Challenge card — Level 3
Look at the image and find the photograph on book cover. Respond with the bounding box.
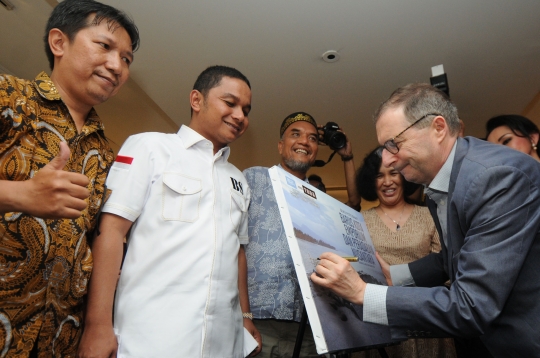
[269,166,397,354]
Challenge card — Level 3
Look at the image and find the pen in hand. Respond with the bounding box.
[317,256,358,262]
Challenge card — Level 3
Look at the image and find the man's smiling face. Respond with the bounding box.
[52,16,133,108]
[196,76,251,151]
[278,121,318,175]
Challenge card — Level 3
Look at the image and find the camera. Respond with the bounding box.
[320,122,346,151]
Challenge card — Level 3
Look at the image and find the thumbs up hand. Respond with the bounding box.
[22,141,90,219]
[45,140,72,171]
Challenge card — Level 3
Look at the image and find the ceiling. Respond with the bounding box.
[1,0,540,201]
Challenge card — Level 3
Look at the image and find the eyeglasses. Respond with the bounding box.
[383,113,440,154]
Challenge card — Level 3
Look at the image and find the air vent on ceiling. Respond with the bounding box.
[322,50,340,63]
[0,0,14,11]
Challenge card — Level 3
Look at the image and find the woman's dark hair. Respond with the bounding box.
[44,0,140,70]
[486,115,540,157]
[355,147,420,203]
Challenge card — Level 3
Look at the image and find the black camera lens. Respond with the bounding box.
[322,122,346,151]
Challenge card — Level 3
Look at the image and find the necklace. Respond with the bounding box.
[379,204,406,231]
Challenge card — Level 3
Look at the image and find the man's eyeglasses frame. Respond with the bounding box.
[383,113,440,154]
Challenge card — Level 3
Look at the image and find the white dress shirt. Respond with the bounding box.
[103,125,250,357]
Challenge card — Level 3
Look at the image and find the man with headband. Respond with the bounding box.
[243,112,358,357]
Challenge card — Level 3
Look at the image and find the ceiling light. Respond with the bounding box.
[322,50,340,63]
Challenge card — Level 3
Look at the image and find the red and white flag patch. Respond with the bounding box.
[112,155,133,170]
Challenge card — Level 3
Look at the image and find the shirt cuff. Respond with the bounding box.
[390,264,416,287]
[238,236,249,245]
[363,284,388,325]
[102,203,139,223]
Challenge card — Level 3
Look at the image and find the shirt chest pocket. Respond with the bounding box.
[230,189,247,232]
[162,173,202,222]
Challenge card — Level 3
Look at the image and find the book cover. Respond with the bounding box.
[268,166,397,354]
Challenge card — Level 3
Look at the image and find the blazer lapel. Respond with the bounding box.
[426,196,449,266]
[445,137,469,280]
[426,197,443,243]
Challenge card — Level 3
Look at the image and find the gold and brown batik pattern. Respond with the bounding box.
[0,72,114,357]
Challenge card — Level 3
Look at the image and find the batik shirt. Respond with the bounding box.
[0,72,113,357]
[243,166,303,321]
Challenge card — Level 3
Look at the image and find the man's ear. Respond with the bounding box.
[458,119,465,137]
[432,115,448,142]
[48,28,68,58]
[190,90,204,114]
[277,139,284,156]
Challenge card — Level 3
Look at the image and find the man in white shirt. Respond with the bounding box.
[78,65,262,357]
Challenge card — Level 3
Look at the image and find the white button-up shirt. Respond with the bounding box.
[103,125,250,357]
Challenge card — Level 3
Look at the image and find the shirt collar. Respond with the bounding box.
[33,71,62,101]
[178,125,231,161]
[427,140,458,193]
[32,71,106,134]
[277,163,309,183]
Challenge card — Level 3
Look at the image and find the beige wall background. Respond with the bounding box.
[2,0,539,208]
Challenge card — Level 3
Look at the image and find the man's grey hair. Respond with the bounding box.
[373,83,461,136]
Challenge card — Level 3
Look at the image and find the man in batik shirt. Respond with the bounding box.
[0,0,139,356]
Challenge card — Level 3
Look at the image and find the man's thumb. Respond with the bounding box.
[46,141,71,171]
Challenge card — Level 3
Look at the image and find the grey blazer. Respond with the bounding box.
[386,137,540,357]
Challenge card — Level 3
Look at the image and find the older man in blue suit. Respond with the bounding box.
[311,83,540,357]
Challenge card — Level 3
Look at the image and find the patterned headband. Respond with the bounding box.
[280,112,317,137]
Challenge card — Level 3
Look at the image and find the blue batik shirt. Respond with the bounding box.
[243,166,303,321]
